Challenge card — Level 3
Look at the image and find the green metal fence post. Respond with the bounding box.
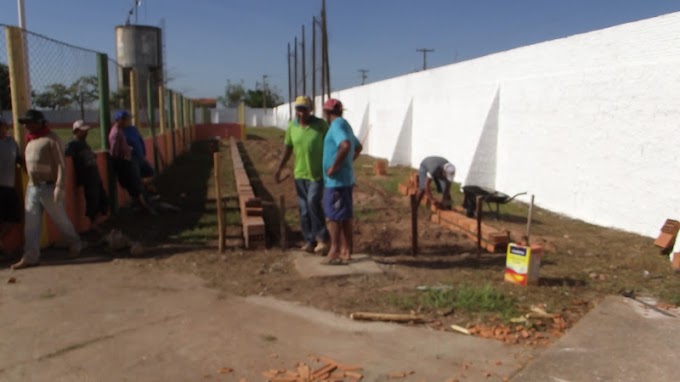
[178,94,185,152]
[168,89,176,161]
[147,78,159,174]
[96,53,117,213]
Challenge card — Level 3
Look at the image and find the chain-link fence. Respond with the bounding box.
[109,58,126,112]
[0,25,121,149]
[23,28,100,130]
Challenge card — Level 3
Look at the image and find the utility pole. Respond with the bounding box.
[294,36,298,98]
[312,17,317,109]
[416,48,435,71]
[262,74,268,111]
[322,0,331,98]
[287,43,293,119]
[358,69,369,85]
[17,0,26,28]
[17,0,31,102]
[319,16,326,104]
[301,25,306,95]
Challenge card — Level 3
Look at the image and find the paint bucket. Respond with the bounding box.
[504,243,542,286]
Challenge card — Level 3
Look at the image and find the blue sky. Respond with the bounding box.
[2,0,679,100]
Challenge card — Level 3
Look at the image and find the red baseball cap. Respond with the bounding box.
[322,98,343,112]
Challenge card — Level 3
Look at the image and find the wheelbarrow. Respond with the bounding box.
[462,185,527,219]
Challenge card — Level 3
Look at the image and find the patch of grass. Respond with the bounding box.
[374,176,403,196]
[354,208,377,221]
[53,127,153,152]
[386,284,518,321]
[384,293,419,311]
[247,126,284,141]
[661,291,680,307]
[451,284,518,320]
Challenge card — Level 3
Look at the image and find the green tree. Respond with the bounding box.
[70,76,98,119]
[33,83,72,110]
[244,88,283,109]
[0,63,10,111]
[110,87,130,110]
[218,81,246,108]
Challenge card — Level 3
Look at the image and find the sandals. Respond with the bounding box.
[323,258,346,266]
[11,259,39,270]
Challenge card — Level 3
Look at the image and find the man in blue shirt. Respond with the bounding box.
[121,114,155,179]
[322,99,362,265]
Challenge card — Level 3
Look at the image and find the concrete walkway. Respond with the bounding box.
[293,252,384,278]
[513,296,680,382]
[0,260,530,382]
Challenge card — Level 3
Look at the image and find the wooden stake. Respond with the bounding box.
[476,196,483,257]
[214,152,224,253]
[410,194,418,256]
[129,69,140,128]
[525,194,535,245]
[280,194,287,250]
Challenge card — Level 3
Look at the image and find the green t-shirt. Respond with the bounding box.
[284,116,329,181]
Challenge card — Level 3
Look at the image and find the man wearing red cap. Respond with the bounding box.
[321,99,362,264]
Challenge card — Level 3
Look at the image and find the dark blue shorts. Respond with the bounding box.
[323,186,353,221]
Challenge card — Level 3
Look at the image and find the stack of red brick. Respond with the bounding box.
[230,137,265,248]
[398,172,510,253]
[433,210,510,253]
[654,219,680,270]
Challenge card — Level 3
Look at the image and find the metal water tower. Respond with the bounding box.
[114,25,163,105]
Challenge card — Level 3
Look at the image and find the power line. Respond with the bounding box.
[416,48,435,71]
[358,69,369,85]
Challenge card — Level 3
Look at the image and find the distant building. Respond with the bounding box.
[115,25,163,107]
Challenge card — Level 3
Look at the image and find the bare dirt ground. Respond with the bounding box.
[0,261,533,382]
[7,129,677,351]
[93,127,676,349]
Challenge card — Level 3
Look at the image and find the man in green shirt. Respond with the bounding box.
[275,96,329,253]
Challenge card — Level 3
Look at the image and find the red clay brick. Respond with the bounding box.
[654,232,677,249]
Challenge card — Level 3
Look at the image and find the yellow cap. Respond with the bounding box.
[294,96,312,109]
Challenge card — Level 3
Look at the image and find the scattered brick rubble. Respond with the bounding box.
[262,356,363,382]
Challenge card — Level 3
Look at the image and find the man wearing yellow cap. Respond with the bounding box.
[275,96,329,253]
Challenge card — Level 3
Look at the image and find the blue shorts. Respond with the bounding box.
[323,186,353,221]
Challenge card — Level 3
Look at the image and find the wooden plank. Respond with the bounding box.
[214,152,224,253]
[350,312,425,323]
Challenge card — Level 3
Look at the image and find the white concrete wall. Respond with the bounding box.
[211,107,276,126]
[273,12,680,238]
[2,109,101,124]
